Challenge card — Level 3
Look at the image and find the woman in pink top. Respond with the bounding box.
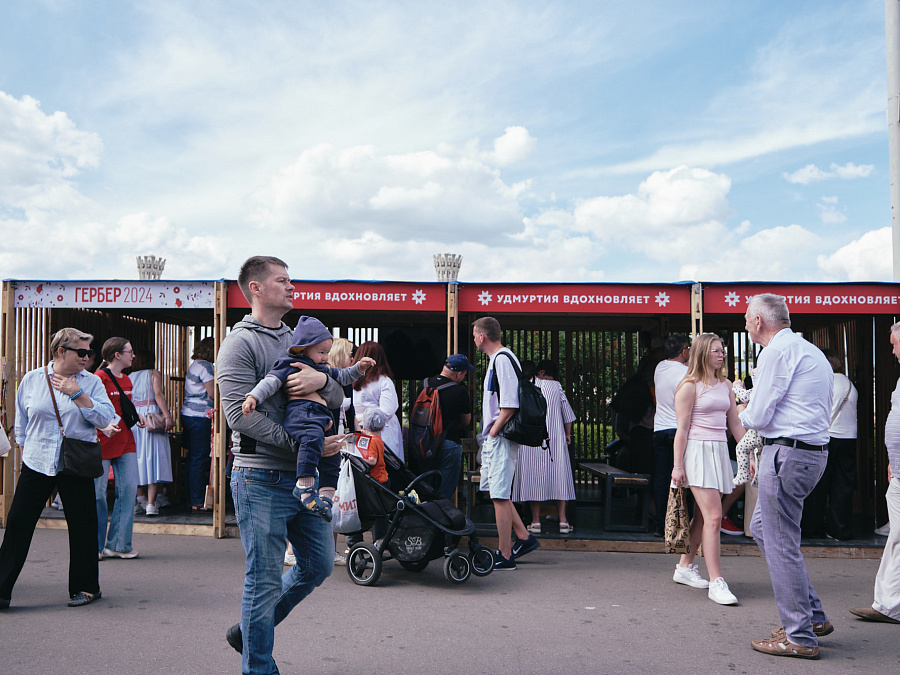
[671,333,745,605]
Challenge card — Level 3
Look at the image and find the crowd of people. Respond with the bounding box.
[1,259,898,669]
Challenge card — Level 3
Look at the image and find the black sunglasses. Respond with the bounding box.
[64,347,95,359]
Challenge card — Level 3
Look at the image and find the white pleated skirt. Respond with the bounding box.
[675,439,734,494]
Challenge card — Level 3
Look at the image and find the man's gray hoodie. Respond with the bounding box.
[216,314,341,472]
[217,314,297,471]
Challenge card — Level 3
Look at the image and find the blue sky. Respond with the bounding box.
[0,0,891,283]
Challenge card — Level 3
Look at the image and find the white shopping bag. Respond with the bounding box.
[332,458,361,534]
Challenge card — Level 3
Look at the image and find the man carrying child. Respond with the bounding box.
[242,315,374,520]
[218,256,345,675]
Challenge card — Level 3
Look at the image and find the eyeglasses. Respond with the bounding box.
[120,349,134,354]
[64,347,95,358]
[710,349,727,355]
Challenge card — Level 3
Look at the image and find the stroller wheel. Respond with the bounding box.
[470,546,495,576]
[443,552,471,584]
[398,558,429,573]
[347,543,382,586]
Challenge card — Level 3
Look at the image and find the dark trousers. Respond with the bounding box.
[182,415,212,507]
[283,399,333,479]
[0,463,100,601]
[652,429,676,529]
[802,437,857,540]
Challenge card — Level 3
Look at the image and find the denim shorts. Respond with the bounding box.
[479,435,518,500]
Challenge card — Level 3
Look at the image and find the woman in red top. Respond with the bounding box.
[95,337,144,559]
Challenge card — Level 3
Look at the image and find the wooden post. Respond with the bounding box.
[690,283,703,337]
[213,281,228,538]
[447,282,459,355]
[0,281,17,527]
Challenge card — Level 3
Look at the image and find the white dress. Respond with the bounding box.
[353,376,404,462]
[512,378,577,501]
[130,369,173,485]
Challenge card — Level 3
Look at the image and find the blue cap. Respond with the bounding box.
[445,354,475,372]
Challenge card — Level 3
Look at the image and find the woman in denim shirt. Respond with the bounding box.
[0,327,115,610]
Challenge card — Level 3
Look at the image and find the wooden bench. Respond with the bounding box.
[578,461,651,533]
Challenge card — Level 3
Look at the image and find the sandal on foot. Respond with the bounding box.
[293,482,333,522]
[559,523,574,534]
[527,523,541,534]
[67,590,101,607]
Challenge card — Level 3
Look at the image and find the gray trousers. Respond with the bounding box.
[750,443,828,647]
[873,477,900,619]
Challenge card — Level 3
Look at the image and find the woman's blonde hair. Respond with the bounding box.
[49,327,93,357]
[329,338,354,369]
[677,332,726,392]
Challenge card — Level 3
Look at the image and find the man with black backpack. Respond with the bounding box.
[409,354,474,499]
[473,316,540,571]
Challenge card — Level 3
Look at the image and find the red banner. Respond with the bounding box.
[703,283,900,314]
[458,283,691,314]
[227,281,445,312]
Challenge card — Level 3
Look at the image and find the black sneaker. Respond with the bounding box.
[493,550,517,570]
[226,624,243,654]
[511,534,540,560]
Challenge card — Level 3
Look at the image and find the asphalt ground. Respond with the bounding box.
[0,529,898,674]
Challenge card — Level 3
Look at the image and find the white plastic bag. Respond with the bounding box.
[332,458,361,534]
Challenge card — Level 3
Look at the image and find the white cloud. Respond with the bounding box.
[817,227,892,281]
[680,225,821,281]
[484,126,537,166]
[0,91,102,205]
[601,8,883,174]
[817,197,847,224]
[248,139,531,245]
[783,162,874,184]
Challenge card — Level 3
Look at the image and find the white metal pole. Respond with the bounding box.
[887,0,900,280]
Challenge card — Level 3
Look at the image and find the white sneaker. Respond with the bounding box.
[102,547,139,559]
[673,563,709,589]
[145,503,159,516]
[133,502,146,516]
[334,552,347,566]
[52,494,64,511]
[155,494,171,508]
[284,551,296,566]
[875,522,891,537]
[708,577,738,605]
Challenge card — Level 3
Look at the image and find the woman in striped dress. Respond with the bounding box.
[512,360,577,534]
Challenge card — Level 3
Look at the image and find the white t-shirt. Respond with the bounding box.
[653,359,688,431]
[829,372,857,439]
[481,348,520,432]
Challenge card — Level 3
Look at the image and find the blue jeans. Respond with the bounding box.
[231,466,333,675]
[182,415,212,507]
[437,439,462,500]
[751,444,829,647]
[94,453,138,553]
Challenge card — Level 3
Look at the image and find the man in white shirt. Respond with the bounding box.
[652,334,690,536]
[849,322,900,624]
[474,316,539,571]
[740,294,834,660]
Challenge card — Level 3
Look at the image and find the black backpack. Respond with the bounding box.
[491,351,549,448]
[407,379,457,471]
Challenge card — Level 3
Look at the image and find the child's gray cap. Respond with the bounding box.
[361,408,386,432]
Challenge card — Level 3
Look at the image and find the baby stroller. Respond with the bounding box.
[344,447,495,586]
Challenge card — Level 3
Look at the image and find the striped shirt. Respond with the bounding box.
[181,359,214,418]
